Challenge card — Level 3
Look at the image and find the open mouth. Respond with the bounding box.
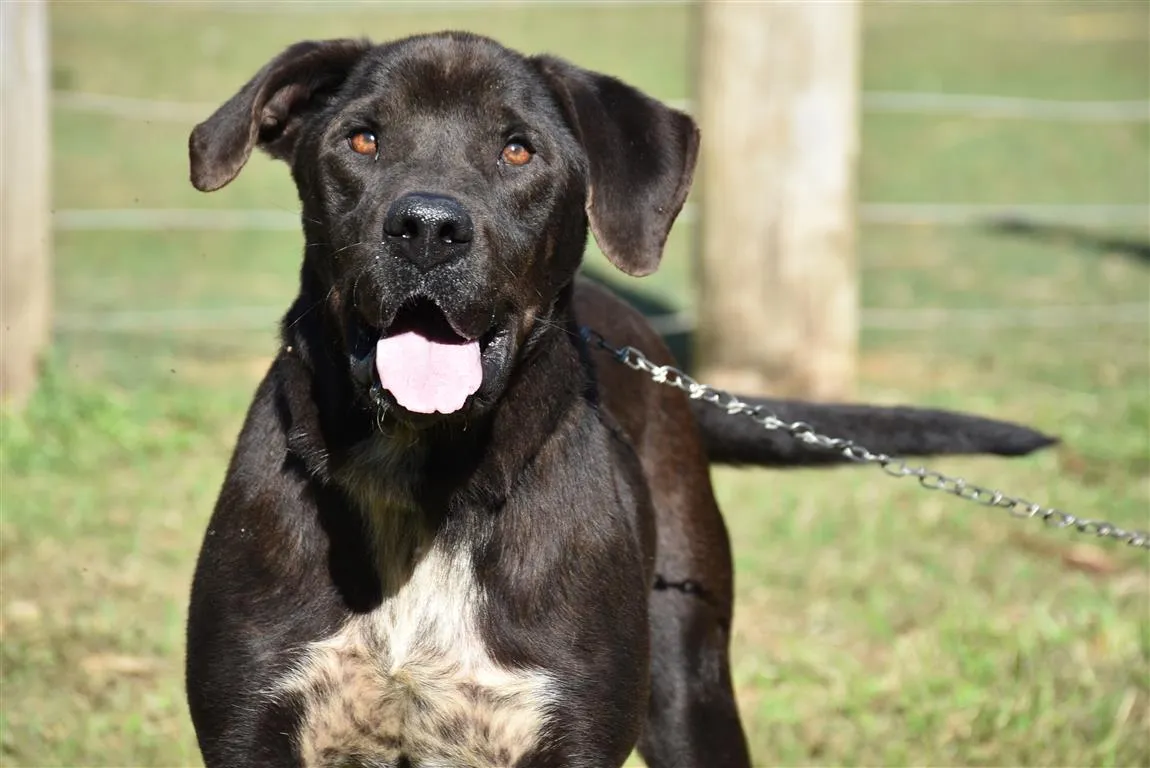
[364,297,501,416]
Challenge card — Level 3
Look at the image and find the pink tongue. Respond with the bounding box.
[375,331,482,414]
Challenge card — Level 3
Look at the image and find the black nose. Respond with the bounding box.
[383,193,474,269]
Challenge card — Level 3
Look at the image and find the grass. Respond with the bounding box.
[3,1,1149,765]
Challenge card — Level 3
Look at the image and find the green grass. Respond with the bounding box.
[3,1,1149,765]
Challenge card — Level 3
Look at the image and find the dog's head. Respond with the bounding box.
[190,33,697,425]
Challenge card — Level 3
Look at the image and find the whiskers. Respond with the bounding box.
[521,299,573,340]
[285,282,337,331]
[287,240,374,332]
[260,202,326,230]
[303,238,373,260]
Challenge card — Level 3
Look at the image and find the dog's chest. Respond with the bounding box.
[280,547,553,768]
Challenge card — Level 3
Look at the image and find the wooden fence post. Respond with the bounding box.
[1,0,52,408]
[695,0,861,400]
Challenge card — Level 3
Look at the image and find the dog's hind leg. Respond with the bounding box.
[575,280,752,765]
[639,578,752,768]
[636,466,751,768]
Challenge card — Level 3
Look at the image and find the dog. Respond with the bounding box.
[184,32,1056,767]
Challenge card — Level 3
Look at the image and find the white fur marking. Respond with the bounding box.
[279,546,553,767]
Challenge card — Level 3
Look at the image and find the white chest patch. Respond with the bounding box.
[277,546,554,767]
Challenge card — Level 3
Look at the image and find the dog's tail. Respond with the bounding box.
[691,397,1058,467]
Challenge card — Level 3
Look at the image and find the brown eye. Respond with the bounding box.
[501,141,533,167]
[348,130,378,157]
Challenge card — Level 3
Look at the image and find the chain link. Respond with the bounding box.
[580,326,1150,550]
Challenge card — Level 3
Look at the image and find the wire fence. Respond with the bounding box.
[53,204,1150,232]
[860,92,1149,123]
[52,55,1149,338]
[55,302,1150,335]
[55,88,1150,125]
[53,88,1150,232]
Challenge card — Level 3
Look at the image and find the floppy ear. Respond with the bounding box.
[189,39,371,192]
[532,56,700,277]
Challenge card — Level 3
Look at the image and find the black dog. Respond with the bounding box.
[185,33,1055,767]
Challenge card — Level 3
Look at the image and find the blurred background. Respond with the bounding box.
[1,1,1148,765]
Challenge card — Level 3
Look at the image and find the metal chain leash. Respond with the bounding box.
[580,327,1150,551]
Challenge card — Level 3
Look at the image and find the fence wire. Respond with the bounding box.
[54,89,1150,124]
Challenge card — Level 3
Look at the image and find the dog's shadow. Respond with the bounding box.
[988,218,1150,265]
[578,269,695,371]
[582,218,1150,376]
